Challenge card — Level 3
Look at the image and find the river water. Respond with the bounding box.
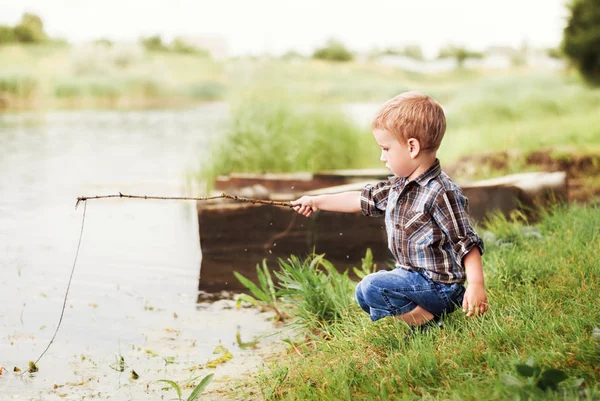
[0,103,378,400]
[0,104,290,400]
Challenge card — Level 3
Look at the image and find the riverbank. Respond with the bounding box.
[216,204,600,400]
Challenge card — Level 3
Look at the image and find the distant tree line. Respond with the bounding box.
[139,35,211,57]
[0,13,48,44]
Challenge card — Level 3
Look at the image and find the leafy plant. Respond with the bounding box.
[501,357,576,398]
[352,248,376,280]
[234,260,288,321]
[275,254,356,329]
[156,373,214,401]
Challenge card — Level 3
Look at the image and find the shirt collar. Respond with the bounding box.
[414,159,442,186]
[389,159,442,188]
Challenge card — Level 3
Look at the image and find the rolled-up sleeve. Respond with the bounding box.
[432,189,484,266]
[360,180,392,217]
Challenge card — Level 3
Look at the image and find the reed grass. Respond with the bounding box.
[197,98,380,190]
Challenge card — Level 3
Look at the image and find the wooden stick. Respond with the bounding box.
[76,192,293,209]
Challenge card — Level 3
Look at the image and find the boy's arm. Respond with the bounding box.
[462,248,488,317]
[291,191,361,217]
[431,190,487,317]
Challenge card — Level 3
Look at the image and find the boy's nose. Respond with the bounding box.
[380,151,386,162]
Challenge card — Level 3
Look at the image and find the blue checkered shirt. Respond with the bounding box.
[360,159,484,283]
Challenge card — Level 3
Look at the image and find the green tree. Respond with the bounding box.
[140,35,168,52]
[562,0,600,84]
[312,39,354,62]
[13,13,47,43]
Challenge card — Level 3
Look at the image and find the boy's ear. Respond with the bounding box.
[407,138,421,159]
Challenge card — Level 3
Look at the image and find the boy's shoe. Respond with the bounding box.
[404,317,443,341]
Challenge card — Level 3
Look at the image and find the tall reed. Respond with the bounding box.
[198,99,378,190]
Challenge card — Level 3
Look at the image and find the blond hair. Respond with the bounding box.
[372,91,446,152]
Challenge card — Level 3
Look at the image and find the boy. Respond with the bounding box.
[291,91,487,331]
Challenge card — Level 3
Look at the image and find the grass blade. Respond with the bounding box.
[156,379,182,400]
[187,373,214,401]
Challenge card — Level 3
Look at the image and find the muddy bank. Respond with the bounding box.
[446,149,600,202]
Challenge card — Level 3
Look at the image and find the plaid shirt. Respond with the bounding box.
[360,159,484,283]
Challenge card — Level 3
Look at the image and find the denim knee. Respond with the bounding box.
[354,268,465,322]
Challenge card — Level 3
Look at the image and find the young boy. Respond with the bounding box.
[291,91,488,331]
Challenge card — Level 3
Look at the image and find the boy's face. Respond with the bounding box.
[373,129,416,178]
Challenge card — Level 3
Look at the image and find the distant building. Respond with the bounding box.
[179,35,229,59]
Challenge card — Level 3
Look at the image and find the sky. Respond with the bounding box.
[0,0,570,57]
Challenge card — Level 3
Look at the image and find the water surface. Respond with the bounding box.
[0,105,283,400]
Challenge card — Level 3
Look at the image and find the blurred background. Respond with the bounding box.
[1,0,599,398]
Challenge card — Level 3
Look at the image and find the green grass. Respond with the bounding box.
[438,73,600,162]
[194,70,600,186]
[241,204,600,400]
[0,43,227,109]
[196,98,380,189]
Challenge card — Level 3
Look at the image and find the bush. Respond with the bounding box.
[12,13,47,43]
[562,0,600,84]
[171,37,210,56]
[0,25,15,44]
[0,75,38,98]
[312,39,354,62]
[140,35,168,52]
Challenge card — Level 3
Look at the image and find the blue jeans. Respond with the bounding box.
[355,267,465,321]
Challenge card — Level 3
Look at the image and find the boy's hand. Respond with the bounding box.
[462,283,488,317]
[291,196,317,217]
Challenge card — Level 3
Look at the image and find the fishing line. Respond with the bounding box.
[21,201,87,375]
[21,192,292,374]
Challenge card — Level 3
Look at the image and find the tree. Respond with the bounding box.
[140,35,168,52]
[13,13,47,43]
[312,39,354,62]
[562,0,600,84]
